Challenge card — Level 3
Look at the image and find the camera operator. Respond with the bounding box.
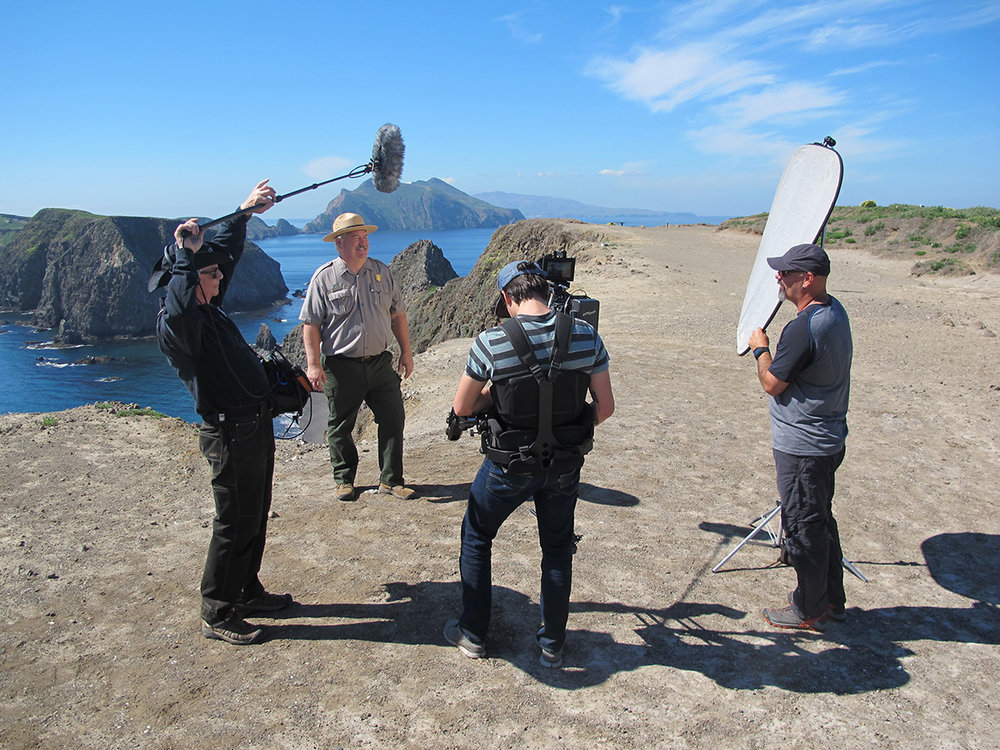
[443,260,614,668]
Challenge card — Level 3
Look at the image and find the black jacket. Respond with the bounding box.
[156,216,270,417]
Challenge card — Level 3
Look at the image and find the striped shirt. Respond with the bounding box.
[465,311,610,382]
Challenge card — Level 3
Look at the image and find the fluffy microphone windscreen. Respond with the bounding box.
[371,123,404,193]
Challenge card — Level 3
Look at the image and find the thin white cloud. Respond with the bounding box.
[302,156,353,181]
[599,161,649,177]
[496,11,543,44]
[588,42,774,111]
[723,82,845,126]
[586,0,1000,163]
[829,59,901,77]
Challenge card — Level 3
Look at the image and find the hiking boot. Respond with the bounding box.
[236,591,293,617]
[201,617,264,645]
[334,483,355,502]
[828,603,848,622]
[444,618,484,658]
[379,483,417,500]
[539,646,563,669]
[763,605,827,632]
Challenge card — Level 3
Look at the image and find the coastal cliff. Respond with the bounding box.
[400,218,607,353]
[303,178,524,234]
[0,209,288,341]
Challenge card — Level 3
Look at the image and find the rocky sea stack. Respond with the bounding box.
[0,209,288,341]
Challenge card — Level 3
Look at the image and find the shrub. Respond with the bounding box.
[945,242,976,254]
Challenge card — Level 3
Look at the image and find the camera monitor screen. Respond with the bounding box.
[543,257,575,283]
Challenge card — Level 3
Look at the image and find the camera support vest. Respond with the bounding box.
[484,313,593,474]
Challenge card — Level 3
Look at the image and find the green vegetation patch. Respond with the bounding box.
[95,401,166,418]
[833,204,1000,229]
[944,242,977,254]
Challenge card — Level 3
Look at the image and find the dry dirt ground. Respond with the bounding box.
[2,223,999,749]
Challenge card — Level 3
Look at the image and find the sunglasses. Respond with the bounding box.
[199,268,223,279]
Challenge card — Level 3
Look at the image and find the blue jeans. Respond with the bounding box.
[459,458,580,653]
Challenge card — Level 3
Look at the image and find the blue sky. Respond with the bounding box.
[3,1,998,221]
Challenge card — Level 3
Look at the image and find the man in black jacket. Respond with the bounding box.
[153,179,292,645]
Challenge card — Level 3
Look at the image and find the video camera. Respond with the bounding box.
[539,250,600,332]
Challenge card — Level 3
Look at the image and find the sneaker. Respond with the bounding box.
[539,646,563,669]
[444,618,484,658]
[828,603,848,622]
[762,605,827,632]
[334,483,355,502]
[236,591,293,616]
[379,483,417,500]
[201,617,263,645]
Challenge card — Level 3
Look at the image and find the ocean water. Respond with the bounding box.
[0,227,496,423]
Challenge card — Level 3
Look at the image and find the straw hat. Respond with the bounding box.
[322,213,378,242]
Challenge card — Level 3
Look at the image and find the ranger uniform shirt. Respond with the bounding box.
[299,256,405,358]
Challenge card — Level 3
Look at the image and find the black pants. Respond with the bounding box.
[774,447,846,620]
[198,405,275,625]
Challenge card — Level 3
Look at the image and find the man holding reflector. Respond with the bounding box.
[748,243,853,631]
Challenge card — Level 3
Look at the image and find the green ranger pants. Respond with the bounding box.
[321,351,405,487]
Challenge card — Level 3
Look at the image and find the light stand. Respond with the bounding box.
[712,502,867,582]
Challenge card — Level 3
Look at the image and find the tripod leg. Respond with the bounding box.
[842,556,868,582]
[712,505,782,573]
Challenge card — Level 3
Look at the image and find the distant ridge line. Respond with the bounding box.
[473,191,730,225]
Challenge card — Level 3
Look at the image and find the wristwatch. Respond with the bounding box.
[753,346,770,359]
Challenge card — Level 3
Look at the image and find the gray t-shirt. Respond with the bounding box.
[768,296,852,456]
[299,256,405,358]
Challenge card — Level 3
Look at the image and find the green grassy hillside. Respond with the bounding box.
[721,204,1000,275]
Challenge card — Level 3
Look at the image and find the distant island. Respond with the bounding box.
[473,191,731,225]
[246,216,300,241]
[303,178,523,234]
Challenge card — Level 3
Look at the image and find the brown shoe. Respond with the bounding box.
[201,617,264,645]
[236,592,293,617]
[334,483,355,502]
[379,483,417,500]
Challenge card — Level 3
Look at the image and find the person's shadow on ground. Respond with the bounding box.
[263,531,998,694]
[399,480,640,507]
